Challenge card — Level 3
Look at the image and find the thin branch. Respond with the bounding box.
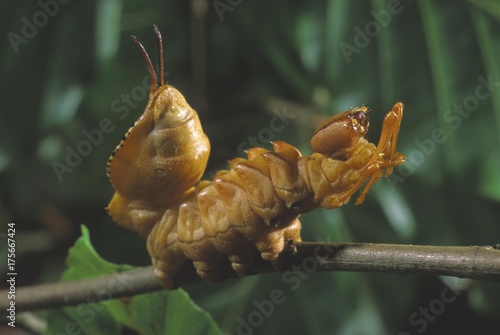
[4,242,500,312]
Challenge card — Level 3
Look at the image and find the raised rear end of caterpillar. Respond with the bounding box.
[106,27,210,238]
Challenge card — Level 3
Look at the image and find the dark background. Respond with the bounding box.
[1,1,500,334]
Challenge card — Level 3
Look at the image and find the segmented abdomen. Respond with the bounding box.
[146,139,371,288]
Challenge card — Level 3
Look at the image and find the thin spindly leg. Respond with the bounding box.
[365,103,404,174]
[353,102,405,204]
[385,102,405,176]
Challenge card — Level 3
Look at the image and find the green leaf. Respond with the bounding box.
[44,226,222,335]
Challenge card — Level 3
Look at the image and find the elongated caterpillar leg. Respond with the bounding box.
[322,103,405,208]
[383,102,405,176]
[364,102,404,176]
[353,102,405,205]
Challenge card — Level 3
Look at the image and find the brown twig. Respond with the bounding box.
[3,242,500,312]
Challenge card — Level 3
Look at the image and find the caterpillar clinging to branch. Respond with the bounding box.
[106,26,406,289]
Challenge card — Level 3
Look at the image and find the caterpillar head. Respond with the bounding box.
[107,26,210,236]
[310,106,370,158]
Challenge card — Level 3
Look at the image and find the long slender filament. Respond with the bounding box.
[153,24,165,87]
[131,35,157,98]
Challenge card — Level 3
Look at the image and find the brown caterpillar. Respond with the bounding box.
[106,26,406,289]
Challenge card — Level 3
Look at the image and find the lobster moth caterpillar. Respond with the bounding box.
[106,26,406,289]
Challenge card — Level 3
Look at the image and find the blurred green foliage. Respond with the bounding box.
[1,0,500,334]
